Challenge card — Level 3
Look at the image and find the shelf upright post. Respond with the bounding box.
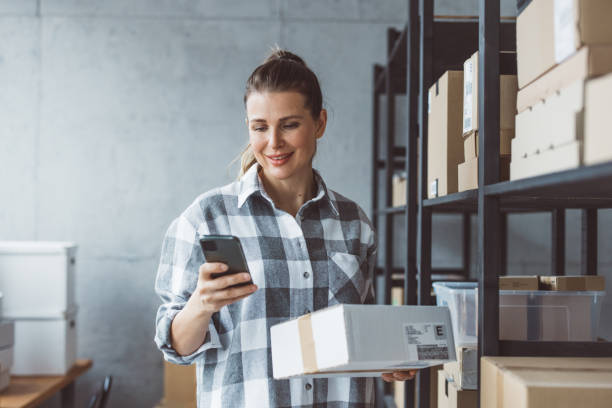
[372,65,383,244]
[462,213,472,277]
[416,1,433,408]
[403,1,420,406]
[551,209,566,276]
[384,28,399,307]
[477,0,501,405]
[581,209,598,275]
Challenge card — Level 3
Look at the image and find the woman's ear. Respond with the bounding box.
[315,109,327,139]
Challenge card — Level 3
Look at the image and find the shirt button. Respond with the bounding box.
[303,271,310,279]
[305,383,312,391]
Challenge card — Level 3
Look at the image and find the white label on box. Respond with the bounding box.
[429,179,438,198]
[403,322,449,361]
[554,0,575,63]
[463,59,474,134]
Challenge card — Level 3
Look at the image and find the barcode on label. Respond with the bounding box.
[417,345,449,360]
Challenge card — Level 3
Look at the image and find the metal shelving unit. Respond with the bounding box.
[371,1,612,407]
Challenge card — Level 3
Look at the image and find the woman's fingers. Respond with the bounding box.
[381,370,417,382]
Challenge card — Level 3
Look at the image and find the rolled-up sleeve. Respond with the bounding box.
[154,215,222,365]
[363,231,378,305]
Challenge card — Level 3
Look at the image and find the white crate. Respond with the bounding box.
[0,241,77,317]
[12,307,77,375]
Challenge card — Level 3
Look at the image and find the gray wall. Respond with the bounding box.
[1,1,609,407]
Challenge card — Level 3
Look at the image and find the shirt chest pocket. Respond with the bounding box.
[327,251,367,305]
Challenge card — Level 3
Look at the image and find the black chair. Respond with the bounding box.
[87,375,112,408]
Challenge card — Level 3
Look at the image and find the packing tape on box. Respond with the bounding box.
[297,314,318,373]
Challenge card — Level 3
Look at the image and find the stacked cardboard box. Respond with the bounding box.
[584,72,612,164]
[0,242,78,375]
[437,369,477,408]
[458,51,517,191]
[481,356,612,408]
[512,0,612,179]
[427,71,464,198]
[155,361,197,408]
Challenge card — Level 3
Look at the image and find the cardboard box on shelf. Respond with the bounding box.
[462,51,517,137]
[270,304,456,379]
[517,45,612,113]
[510,141,582,180]
[392,174,407,207]
[539,275,605,291]
[391,287,404,306]
[443,346,477,390]
[457,155,511,192]
[585,72,612,164]
[427,71,464,198]
[514,79,585,159]
[517,0,612,89]
[437,370,477,408]
[160,360,197,408]
[481,356,612,408]
[499,276,539,291]
[462,130,514,161]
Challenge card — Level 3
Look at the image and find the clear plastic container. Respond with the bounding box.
[432,282,478,346]
[433,281,606,345]
[499,290,605,341]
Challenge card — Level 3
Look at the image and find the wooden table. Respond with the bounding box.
[0,360,92,408]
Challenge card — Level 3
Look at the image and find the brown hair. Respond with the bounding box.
[233,46,324,180]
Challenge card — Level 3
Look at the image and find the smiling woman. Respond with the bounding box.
[153,47,412,408]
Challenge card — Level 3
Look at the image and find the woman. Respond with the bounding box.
[154,48,415,407]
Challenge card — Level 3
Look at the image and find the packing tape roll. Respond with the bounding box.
[297,314,318,373]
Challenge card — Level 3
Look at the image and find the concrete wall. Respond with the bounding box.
[1,1,610,407]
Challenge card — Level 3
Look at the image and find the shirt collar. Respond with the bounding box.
[237,162,340,217]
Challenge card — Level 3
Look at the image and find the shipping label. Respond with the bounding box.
[554,0,575,63]
[403,322,450,361]
[463,59,474,134]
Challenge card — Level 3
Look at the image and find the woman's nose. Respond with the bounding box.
[269,127,284,148]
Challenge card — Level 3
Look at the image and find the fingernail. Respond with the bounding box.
[243,273,250,280]
[222,264,229,271]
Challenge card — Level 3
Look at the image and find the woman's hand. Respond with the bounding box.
[190,262,257,315]
[381,370,418,382]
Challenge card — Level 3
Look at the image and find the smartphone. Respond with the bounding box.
[199,235,253,288]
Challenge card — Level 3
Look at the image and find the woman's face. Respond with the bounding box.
[245,90,326,182]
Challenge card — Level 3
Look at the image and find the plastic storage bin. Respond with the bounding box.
[0,241,77,318]
[499,290,605,341]
[433,281,606,344]
[433,282,478,346]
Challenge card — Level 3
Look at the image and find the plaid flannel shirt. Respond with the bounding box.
[154,162,378,407]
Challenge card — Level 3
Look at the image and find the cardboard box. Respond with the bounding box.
[391,287,404,306]
[428,71,464,198]
[438,370,477,408]
[443,346,477,391]
[0,241,77,318]
[12,307,77,375]
[510,141,582,180]
[585,72,612,164]
[517,0,612,89]
[462,51,517,136]
[392,174,407,207]
[514,79,584,160]
[481,356,612,408]
[457,155,511,192]
[161,360,197,408]
[499,276,539,291]
[462,130,514,161]
[270,304,456,379]
[517,45,612,113]
[539,275,605,291]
